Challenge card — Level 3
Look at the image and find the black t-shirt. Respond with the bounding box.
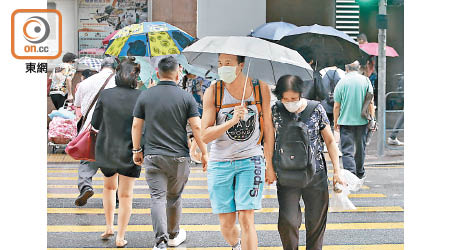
[133,81,200,157]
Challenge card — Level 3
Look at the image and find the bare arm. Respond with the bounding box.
[66,77,73,100]
[189,116,208,155]
[333,102,341,131]
[200,85,241,144]
[260,82,276,184]
[189,116,209,171]
[321,124,344,186]
[131,117,144,166]
[369,99,376,118]
[321,125,340,174]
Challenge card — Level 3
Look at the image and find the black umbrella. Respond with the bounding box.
[278,24,367,69]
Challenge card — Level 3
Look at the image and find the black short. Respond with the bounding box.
[100,165,141,178]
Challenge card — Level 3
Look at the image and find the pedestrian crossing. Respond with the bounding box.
[47,163,404,249]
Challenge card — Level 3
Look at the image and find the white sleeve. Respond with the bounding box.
[74,83,83,107]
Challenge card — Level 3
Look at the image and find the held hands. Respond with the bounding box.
[133,152,144,166]
[231,105,248,125]
[265,163,277,185]
[334,123,340,132]
[201,152,209,172]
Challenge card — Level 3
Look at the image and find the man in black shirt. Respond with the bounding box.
[131,56,208,250]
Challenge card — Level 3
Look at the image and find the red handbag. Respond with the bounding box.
[65,125,97,161]
[65,73,114,161]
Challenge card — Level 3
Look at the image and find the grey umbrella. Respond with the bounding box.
[182,36,313,86]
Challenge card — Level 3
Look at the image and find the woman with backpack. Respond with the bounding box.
[271,75,344,250]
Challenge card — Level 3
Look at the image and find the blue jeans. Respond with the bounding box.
[340,125,368,178]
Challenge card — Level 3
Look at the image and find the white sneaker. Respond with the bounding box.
[152,242,167,250]
[387,137,404,146]
[168,228,186,247]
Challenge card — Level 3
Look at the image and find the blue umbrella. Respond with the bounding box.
[104,22,195,57]
[278,24,366,68]
[250,21,297,41]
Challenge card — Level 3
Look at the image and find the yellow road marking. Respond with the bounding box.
[47,193,385,199]
[48,184,210,190]
[365,166,404,169]
[47,245,404,250]
[47,183,369,190]
[47,206,403,214]
[47,169,206,174]
[47,222,403,232]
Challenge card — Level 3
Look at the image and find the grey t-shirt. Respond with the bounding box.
[133,81,200,157]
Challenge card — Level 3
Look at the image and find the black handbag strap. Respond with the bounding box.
[327,69,338,92]
[81,72,114,128]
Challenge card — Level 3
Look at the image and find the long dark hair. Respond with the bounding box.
[115,57,140,89]
[273,75,305,100]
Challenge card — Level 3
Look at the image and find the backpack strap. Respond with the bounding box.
[328,69,338,92]
[252,79,264,145]
[214,79,264,145]
[214,80,224,114]
[300,100,320,123]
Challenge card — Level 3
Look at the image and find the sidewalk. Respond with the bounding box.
[324,130,404,166]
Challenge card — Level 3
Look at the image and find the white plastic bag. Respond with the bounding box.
[329,169,364,212]
[340,169,365,192]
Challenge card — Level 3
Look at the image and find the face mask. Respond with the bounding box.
[283,100,302,113]
[218,66,238,83]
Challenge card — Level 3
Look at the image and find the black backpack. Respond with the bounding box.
[325,70,338,105]
[274,100,320,188]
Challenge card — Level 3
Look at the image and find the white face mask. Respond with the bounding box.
[283,100,302,113]
[218,66,238,83]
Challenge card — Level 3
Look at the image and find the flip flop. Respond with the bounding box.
[100,232,114,240]
[116,239,128,248]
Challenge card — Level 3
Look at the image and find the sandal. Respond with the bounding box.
[101,231,115,240]
[116,239,128,248]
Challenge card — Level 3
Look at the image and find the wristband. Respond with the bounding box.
[132,147,142,154]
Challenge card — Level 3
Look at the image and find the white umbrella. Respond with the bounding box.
[78,57,102,72]
[182,36,313,85]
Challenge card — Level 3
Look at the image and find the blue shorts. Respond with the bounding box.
[207,156,266,214]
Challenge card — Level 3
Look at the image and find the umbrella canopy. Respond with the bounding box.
[80,48,105,56]
[104,22,195,57]
[250,21,297,41]
[182,36,313,85]
[278,24,366,68]
[359,42,399,57]
[175,54,219,80]
[78,57,102,72]
[102,30,118,46]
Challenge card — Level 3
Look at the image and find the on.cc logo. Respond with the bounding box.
[23,16,50,44]
[11,9,62,60]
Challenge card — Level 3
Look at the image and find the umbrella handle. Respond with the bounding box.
[241,58,252,106]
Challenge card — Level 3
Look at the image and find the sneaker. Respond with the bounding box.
[75,186,94,206]
[168,228,186,247]
[153,241,167,250]
[232,239,241,250]
[387,137,404,146]
[357,172,367,180]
